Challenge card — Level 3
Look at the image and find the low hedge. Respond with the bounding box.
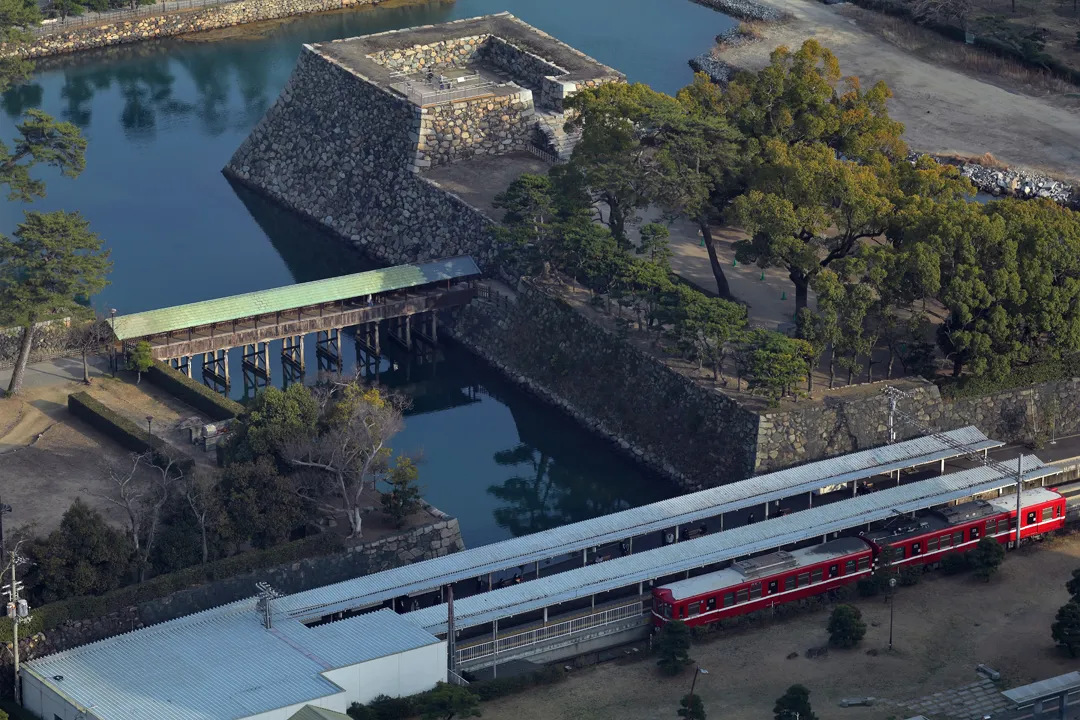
[67,391,195,474]
[937,355,1080,399]
[0,532,342,642]
[147,359,245,421]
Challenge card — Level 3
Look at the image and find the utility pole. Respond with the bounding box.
[4,544,30,705]
[446,584,457,683]
[1015,454,1023,550]
[882,386,908,444]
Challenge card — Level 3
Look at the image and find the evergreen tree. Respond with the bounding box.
[656,620,693,676]
[127,340,154,384]
[968,536,1005,581]
[827,604,867,648]
[773,684,818,720]
[678,693,707,720]
[1052,601,1080,657]
[417,682,481,720]
[29,499,132,603]
[381,456,423,528]
[1065,568,1080,602]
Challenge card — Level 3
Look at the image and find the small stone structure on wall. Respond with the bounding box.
[224,13,623,269]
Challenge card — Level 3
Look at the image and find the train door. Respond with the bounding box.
[970,524,980,541]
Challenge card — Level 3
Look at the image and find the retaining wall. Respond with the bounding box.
[17,0,378,59]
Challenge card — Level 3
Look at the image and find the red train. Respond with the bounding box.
[652,487,1067,628]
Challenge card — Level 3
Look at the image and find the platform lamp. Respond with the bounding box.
[888,576,897,651]
[688,665,708,700]
[146,415,154,437]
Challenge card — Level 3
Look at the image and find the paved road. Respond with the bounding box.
[0,355,110,394]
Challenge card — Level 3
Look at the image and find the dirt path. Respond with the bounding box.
[716,0,1080,181]
[482,535,1080,720]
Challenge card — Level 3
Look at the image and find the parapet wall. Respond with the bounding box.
[224,45,497,267]
[420,89,535,167]
[480,36,569,109]
[367,34,488,72]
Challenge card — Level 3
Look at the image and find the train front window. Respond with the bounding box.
[663,603,672,619]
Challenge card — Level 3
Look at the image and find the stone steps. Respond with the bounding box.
[533,112,581,162]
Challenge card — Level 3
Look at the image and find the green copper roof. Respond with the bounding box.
[110,256,480,341]
[288,706,353,720]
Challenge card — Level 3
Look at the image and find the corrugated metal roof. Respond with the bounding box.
[109,256,481,341]
[277,428,1000,620]
[404,457,1056,633]
[1003,672,1080,706]
[24,607,441,720]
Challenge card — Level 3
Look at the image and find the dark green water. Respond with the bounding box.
[1,0,733,545]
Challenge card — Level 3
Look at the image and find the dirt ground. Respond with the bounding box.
[482,534,1080,720]
[716,0,1080,181]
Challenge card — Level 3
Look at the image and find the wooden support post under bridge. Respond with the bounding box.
[242,342,271,396]
[170,355,192,378]
[355,321,381,382]
[282,335,305,385]
[315,329,342,374]
[202,349,230,394]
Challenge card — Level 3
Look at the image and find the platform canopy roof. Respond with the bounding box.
[276,427,1001,622]
[404,456,1057,633]
[109,256,481,341]
[1002,672,1080,707]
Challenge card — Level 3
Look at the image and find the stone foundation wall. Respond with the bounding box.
[27,514,464,655]
[447,282,761,490]
[0,321,76,369]
[420,89,534,166]
[367,34,489,73]
[479,36,568,108]
[17,0,374,59]
[225,45,497,267]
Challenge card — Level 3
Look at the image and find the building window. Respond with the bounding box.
[723,593,735,608]
[736,588,749,603]
[845,560,856,574]
[749,582,762,600]
[784,576,796,591]
[689,601,701,616]
[811,568,823,583]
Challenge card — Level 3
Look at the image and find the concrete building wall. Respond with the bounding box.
[323,642,447,703]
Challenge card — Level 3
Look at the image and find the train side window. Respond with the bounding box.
[952,531,963,545]
[706,597,716,612]
[784,576,796,591]
[985,520,995,535]
[723,593,735,608]
[940,533,952,549]
[1027,511,1037,526]
[845,560,855,574]
[811,568,823,583]
[768,580,778,595]
[1043,507,1053,522]
[829,564,839,578]
[970,526,980,540]
[857,557,870,571]
[749,582,762,600]
[688,601,701,616]
[927,536,939,552]
[797,572,810,587]
[736,588,749,603]
[912,542,921,555]
[891,546,906,561]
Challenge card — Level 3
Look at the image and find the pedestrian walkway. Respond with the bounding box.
[895,678,1011,720]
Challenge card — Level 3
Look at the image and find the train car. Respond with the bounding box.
[865,487,1067,567]
[652,488,1067,629]
[651,536,874,628]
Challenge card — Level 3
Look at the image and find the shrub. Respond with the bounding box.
[941,551,970,575]
[899,564,922,587]
[366,694,413,720]
[147,359,244,421]
[969,537,1006,581]
[827,604,866,648]
[1052,601,1080,657]
[857,573,889,597]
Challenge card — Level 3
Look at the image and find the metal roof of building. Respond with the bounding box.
[24,606,441,720]
[276,427,1000,621]
[109,256,481,341]
[1002,672,1080,706]
[289,707,352,720]
[404,456,1056,633]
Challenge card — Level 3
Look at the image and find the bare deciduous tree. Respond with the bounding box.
[67,316,112,385]
[181,467,218,565]
[84,449,182,581]
[283,381,407,537]
[910,0,975,29]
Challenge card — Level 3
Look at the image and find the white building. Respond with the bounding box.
[21,602,446,720]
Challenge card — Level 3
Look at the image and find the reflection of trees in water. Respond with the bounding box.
[2,48,270,138]
[488,443,635,537]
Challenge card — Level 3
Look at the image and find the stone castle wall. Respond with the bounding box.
[28,515,464,655]
[447,282,761,490]
[479,36,568,109]
[17,0,374,59]
[367,34,488,73]
[224,45,497,267]
[421,89,534,167]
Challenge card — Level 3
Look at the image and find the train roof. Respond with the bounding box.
[658,537,871,601]
[987,487,1063,513]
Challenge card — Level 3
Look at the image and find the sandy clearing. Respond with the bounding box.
[716,0,1080,182]
[481,536,1080,720]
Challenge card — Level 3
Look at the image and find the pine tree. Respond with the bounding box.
[656,620,692,676]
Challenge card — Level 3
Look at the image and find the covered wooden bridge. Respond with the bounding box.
[107,256,481,392]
